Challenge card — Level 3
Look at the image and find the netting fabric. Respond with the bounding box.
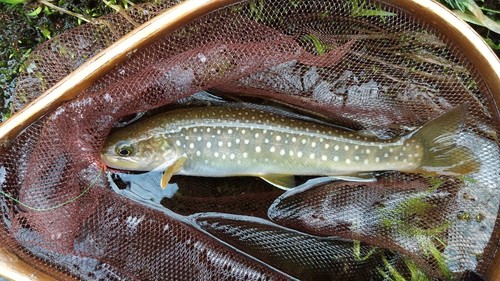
[1,0,499,280]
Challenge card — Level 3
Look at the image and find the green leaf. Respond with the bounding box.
[484,38,500,50]
[353,240,377,261]
[0,0,28,5]
[39,27,52,39]
[27,6,43,17]
[303,34,335,55]
[354,9,396,17]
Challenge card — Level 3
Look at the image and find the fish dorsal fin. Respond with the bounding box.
[329,173,376,182]
[160,156,187,189]
[260,175,296,190]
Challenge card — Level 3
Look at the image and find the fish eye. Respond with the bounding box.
[115,142,135,157]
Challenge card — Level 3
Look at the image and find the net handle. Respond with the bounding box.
[0,0,241,144]
[0,247,58,281]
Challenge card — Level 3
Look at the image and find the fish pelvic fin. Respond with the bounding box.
[410,104,478,175]
[160,156,187,189]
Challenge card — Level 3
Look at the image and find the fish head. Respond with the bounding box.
[101,136,179,172]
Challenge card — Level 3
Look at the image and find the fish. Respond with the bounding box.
[101,104,476,190]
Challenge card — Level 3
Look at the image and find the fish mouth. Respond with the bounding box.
[100,154,148,171]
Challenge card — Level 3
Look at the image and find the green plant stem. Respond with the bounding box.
[38,0,92,22]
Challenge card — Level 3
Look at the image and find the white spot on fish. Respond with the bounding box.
[366,149,371,154]
[297,152,303,158]
[302,139,307,144]
[255,133,260,138]
[311,142,316,148]
[189,143,194,149]
[222,154,226,160]
[244,139,250,145]
[344,145,349,151]
[378,145,383,149]
[276,135,282,141]
[207,128,211,133]
[227,142,232,148]
[354,145,359,150]
[235,139,240,144]
[264,138,269,144]
[394,156,399,160]
[175,140,181,146]
[241,129,246,134]
[321,155,327,161]
[256,146,261,153]
[207,142,212,148]
[364,159,369,164]
[185,136,190,140]
[309,153,315,159]
[243,152,248,158]
[384,153,389,158]
[217,129,221,135]
[415,144,420,149]
[197,136,202,141]
[214,152,219,158]
[228,129,233,134]
[196,151,201,156]
[346,159,351,164]
[333,156,339,162]
[389,148,394,153]
[325,144,330,149]
[292,137,297,143]
[289,151,294,156]
[230,153,235,160]
[280,149,286,156]
[375,157,380,163]
[270,146,276,153]
[354,156,360,161]
[218,141,223,147]
[334,145,339,151]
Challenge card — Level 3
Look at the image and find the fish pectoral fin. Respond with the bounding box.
[260,175,296,190]
[160,156,187,189]
[328,172,376,182]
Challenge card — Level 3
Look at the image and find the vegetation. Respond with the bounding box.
[0,0,140,120]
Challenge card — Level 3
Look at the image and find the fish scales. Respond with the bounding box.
[102,104,474,189]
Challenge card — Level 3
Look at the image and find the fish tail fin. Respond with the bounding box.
[409,104,477,175]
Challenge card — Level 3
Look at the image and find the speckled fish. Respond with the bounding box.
[101,104,475,190]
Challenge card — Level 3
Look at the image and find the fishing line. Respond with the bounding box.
[0,168,103,212]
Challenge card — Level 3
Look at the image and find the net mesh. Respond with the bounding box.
[1,0,499,280]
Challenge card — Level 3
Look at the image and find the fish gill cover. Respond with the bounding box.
[0,0,499,280]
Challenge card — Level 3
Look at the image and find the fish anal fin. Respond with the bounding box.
[260,175,296,190]
[161,156,187,189]
[329,172,376,182]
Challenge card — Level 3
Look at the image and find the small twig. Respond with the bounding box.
[38,0,92,23]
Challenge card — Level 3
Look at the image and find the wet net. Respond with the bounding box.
[1,0,499,280]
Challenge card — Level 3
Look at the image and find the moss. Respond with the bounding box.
[0,0,149,120]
